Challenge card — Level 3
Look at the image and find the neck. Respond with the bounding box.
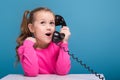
[34,42,49,49]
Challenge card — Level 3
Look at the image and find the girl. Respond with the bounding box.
[16,7,71,77]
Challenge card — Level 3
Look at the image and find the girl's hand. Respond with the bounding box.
[60,26,71,43]
[26,37,36,43]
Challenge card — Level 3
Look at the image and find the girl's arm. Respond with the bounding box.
[17,39,39,76]
[55,42,71,75]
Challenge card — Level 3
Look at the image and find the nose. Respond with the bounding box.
[46,24,51,30]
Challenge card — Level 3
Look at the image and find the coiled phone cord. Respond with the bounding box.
[56,43,104,80]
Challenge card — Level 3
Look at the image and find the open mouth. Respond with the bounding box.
[45,33,51,36]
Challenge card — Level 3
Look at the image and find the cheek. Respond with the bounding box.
[33,28,42,37]
[37,29,43,34]
[52,27,55,32]
[34,25,43,33]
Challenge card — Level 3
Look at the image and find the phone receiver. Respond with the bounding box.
[52,15,67,43]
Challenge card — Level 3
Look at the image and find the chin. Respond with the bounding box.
[45,40,52,44]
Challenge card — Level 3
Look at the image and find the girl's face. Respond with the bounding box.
[28,11,55,45]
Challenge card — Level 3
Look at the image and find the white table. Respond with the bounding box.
[1,74,105,80]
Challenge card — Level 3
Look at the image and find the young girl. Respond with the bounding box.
[16,7,71,77]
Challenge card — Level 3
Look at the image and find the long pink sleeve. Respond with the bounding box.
[55,43,71,75]
[17,40,71,76]
[17,40,39,76]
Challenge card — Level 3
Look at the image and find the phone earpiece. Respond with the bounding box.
[55,15,67,27]
[52,15,67,43]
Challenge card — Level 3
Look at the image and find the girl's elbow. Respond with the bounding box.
[24,71,38,77]
[57,71,69,75]
[56,64,71,75]
[56,67,71,75]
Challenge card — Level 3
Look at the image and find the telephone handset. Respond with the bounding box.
[53,15,104,80]
[52,15,66,43]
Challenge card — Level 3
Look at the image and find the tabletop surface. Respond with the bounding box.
[1,74,105,80]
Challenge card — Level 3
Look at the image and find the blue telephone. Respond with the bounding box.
[53,15,104,80]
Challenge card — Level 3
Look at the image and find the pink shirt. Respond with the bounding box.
[17,40,71,76]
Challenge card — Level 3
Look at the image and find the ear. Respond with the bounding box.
[28,23,34,33]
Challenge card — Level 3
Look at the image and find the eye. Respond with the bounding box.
[50,22,55,25]
[40,21,45,24]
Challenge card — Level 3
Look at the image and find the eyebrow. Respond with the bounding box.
[39,19,55,22]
